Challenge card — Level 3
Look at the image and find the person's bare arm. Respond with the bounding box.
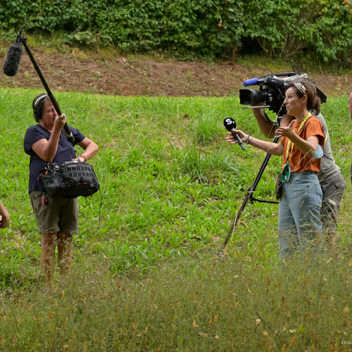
[31,114,66,162]
[76,138,99,162]
[252,107,294,138]
[0,200,10,229]
[276,121,319,158]
[252,107,278,138]
[225,130,284,156]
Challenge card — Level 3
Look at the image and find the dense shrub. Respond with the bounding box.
[242,0,352,62]
[1,0,352,62]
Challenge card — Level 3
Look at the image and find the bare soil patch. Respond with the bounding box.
[1,45,351,98]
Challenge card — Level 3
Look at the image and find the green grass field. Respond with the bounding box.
[0,88,352,351]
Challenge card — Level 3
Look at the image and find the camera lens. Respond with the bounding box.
[239,89,265,105]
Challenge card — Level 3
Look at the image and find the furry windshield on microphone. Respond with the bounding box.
[3,42,23,77]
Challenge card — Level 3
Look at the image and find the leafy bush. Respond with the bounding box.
[242,0,352,63]
[2,0,352,62]
[0,0,243,59]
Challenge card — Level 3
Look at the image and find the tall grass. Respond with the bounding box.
[0,88,351,350]
[1,255,352,351]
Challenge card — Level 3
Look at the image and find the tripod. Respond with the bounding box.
[219,119,282,254]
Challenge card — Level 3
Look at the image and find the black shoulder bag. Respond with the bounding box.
[38,160,100,198]
[34,125,100,198]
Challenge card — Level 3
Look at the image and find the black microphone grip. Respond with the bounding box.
[223,117,246,151]
[232,131,246,150]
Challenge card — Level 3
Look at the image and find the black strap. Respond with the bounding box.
[61,125,76,147]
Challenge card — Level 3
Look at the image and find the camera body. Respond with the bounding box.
[239,72,327,115]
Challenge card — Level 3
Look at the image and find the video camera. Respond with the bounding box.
[239,72,327,115]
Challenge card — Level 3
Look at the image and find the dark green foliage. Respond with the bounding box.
[242,0,352,63]
[1,0,352,62]
[0,0,244,59]
[95,0,244,58]
[0,0,352,62]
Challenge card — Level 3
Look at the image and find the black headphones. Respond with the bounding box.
[33,94,48,121]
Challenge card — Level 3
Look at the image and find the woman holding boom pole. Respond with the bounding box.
[24,94,99,287]
[226,79,326,261]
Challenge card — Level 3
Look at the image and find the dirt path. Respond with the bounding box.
[1,45,351,98]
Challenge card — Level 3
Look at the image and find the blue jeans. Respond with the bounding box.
[278,171,325,261]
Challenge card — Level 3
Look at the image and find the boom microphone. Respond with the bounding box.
[224,117,245,150]
[2,28,75,145]
[3,42,23,77]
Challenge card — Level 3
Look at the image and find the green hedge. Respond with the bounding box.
[1,0,352,62]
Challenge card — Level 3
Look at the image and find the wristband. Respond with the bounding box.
[246,135,251,144]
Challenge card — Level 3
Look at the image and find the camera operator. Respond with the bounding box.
[24,93,99,287]
[252,80,345,247]
[0,200,10,229]
[226,79,326,260]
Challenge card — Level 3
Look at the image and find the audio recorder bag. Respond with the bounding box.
[38,160,100,198]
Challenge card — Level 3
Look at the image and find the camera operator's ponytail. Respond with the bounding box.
[287,78,321,115]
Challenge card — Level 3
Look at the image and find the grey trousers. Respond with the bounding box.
[320,172,346,237]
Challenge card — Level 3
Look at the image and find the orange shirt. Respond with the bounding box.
[280,116,325,173]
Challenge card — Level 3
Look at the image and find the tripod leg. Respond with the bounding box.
[218,191,252,255]
[219,137,280,254]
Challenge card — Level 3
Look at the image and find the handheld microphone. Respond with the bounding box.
[224,117,245,150]
[3,41,23,77]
